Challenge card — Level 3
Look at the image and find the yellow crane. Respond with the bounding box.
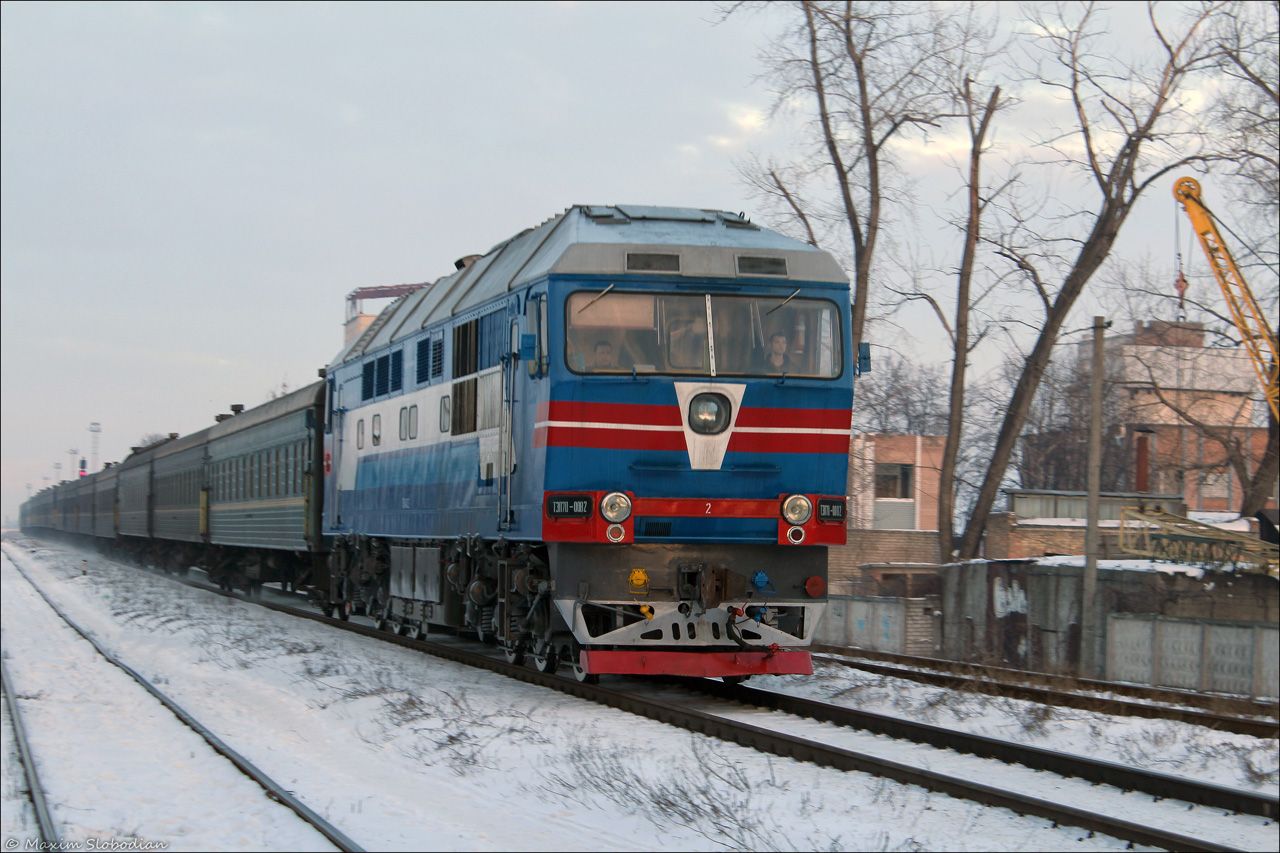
[1172,176,1280,421]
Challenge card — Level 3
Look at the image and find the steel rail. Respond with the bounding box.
[0,655,61,847]
[682,678,1278,819]
[13,542,1265,853]
[813,646,1280,738]
[6,558,362,853]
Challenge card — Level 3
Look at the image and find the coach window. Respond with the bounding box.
[372,414,382,447]
[357,418,365,450]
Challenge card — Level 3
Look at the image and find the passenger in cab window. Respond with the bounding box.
[592,340,619,371]
[759,332,799,374]
[668,313,708,371]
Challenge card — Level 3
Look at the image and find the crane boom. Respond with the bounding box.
[1172,176,1280,422]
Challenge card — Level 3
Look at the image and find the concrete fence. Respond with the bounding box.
[815,595,940,656]
[1107,614,1279,700]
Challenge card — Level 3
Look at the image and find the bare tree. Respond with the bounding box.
[852,350,949,434]
[1209,0,1279,223]
[740,0,965,351]
[956,2,1223,558]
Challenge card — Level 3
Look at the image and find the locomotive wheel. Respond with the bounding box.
[531,642,558,674]
[502,639,526,666]
[373,601,391,632]
[567,643,598,685]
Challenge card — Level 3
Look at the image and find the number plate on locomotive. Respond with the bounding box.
[546,494,593,518]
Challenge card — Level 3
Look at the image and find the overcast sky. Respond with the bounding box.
[0,1,1234,523]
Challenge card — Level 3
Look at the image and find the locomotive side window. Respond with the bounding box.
[453,320,478,378]
[409,405,418,440]
[439,397,451,434]
[357,418,365,450]
[372,414,382,447]
[399,406,409,441]
[452,378,477,435]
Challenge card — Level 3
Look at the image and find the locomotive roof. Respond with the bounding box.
[334,204,847,365]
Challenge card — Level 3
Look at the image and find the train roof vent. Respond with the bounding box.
[719,211,759,230]
[585,206,630,224]
[626,252,681,273]
[615,205,716,223]
[737,256,788,276]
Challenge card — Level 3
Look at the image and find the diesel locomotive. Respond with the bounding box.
[21,204,861,683]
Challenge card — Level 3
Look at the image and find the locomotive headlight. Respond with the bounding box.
[688,393,730,435]
[781,494,812,525]
[600,491,632,523]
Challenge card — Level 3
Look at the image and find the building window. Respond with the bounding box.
[875,464,913,499]
[1201,469,1230,500]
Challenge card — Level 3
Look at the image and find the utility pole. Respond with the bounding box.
[1082,315,1106,678]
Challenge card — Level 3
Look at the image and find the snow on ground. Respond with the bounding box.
[762,665,1277,795]
[0,555,337,851]
[2,537,1276,852]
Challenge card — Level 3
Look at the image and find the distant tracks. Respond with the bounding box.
[4,556,363,853]
[813,646,1280,739]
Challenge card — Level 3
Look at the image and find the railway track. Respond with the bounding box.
[1,655,60,848]
[4,557,363,853]
[10,540,1278,851]
[814,645,1280,739]
[124,560,1276,852]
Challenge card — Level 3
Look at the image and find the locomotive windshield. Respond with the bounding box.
[566,290,842,378]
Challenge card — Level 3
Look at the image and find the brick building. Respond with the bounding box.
[830,434,944,593]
